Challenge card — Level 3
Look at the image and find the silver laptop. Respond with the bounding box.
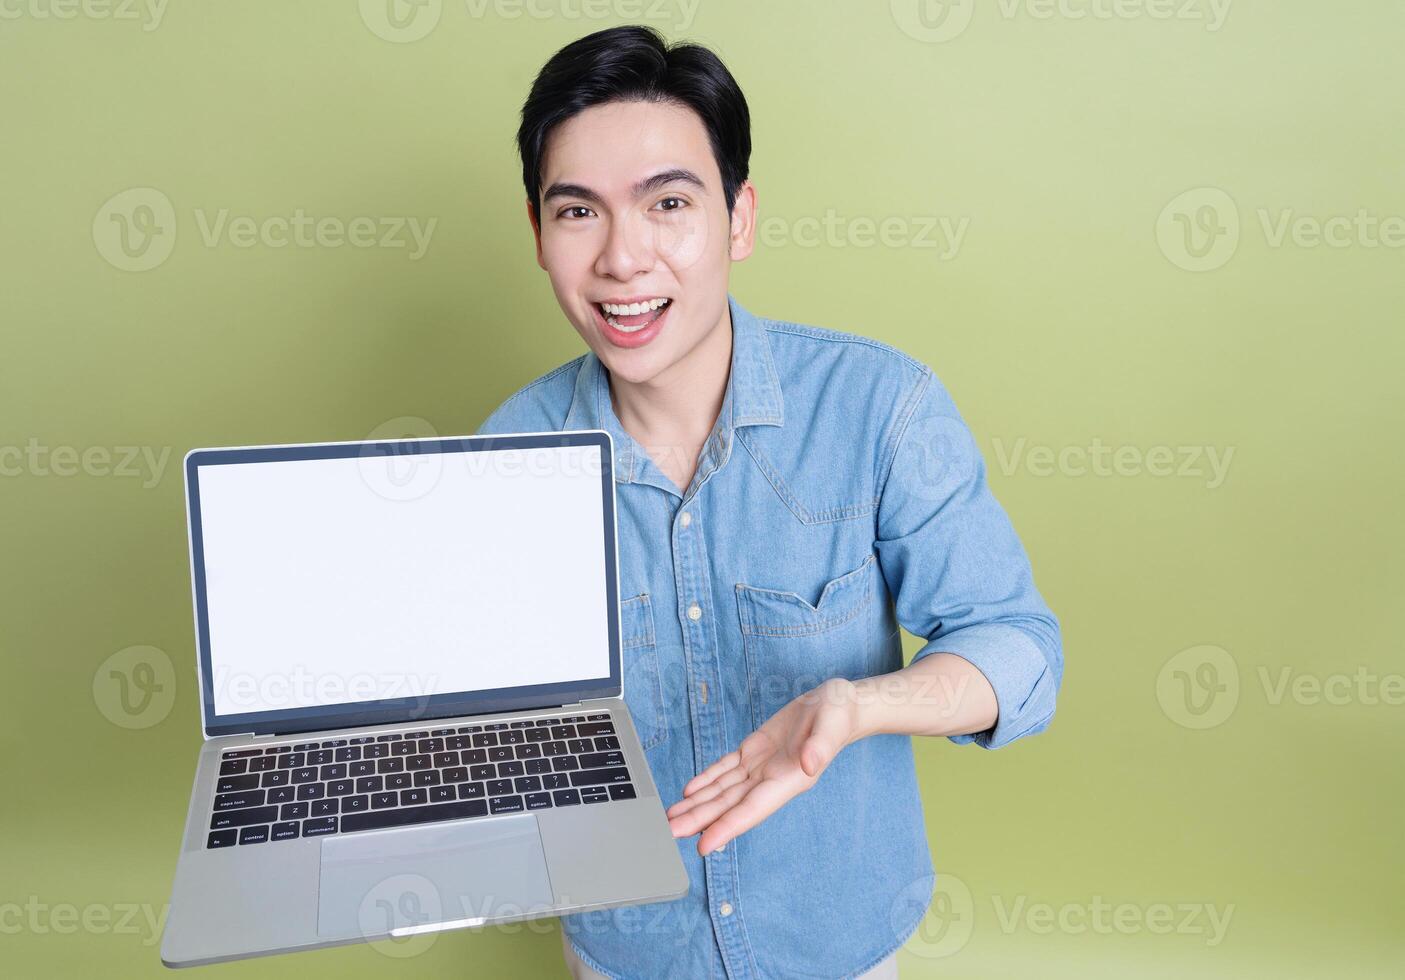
[161,430,688,968]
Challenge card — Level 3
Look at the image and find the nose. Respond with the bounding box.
[593,212,654,282]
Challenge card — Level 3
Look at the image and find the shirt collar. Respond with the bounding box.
[563,293,784,485]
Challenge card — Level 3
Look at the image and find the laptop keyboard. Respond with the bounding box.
[205,714,633,848]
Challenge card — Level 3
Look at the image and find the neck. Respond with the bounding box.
[608,303,734,449]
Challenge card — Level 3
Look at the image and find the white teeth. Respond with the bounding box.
[601,298,670,316]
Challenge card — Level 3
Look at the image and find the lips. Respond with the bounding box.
[593,297,673,349]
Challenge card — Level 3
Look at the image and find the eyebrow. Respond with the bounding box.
[541,168,706,207]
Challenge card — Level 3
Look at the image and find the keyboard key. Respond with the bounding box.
[375,734,398,742]
[525,729,550,743]
[307,750,333,766]
[268,786,296,804]
[404,731,429,740]
[207,829,237,848]
[594,736,621,751]
[249,756,277,772]
[213,790,265,811]
[525,792,553,810]
[350,761,375,777]
[291,767,318,783]
[515,743,542,758]
[293,742,318,752]
[334,747,362,762]
[581,789,609,804]
[567,739,593,754]
[458,782,485,799]
[514,776,541,793]
[238,825,270,845]
[321,739,348,748]
[430,786,456,803]
[577,722,615,737]
[458,725,483,734]
[550,725,575,740]
[498,761,524,777]
[570,766,632,787]
[551,789,581,807]
[542,741,568,756]
[400,789,428,806]
[469,764,495,780]
[446,736,469,751]
[551,756,579,771]
[302,817,338,837]
[535,719,554,727]
[587,713,610,721]
[365,744,389,759]
[387,773,412,790]
[216,774,259,793]
[544,772,569,790]
[489,747,513,762]
[511,720,535,728]
[210,805,278,830]
[280,802,309,820]
[350,736,375,745]
[320,764,347,780]
[296,783,325,801]
[312,798,340,817]
[341,800,488,833]
[271,821,300,841]
[392,741,415,756]
[487,779,513,796]
[221,749,262,760]
[608,783,637,801]
[218,759,248,776]
[463,749,487,765]
[489,795,524,814]
[442,767,469,783]
[342,794,369,812]
[579,751,625,769]
[430,728,455,737]
[261,771,290,788]
[413,771,441,787]
[328,779,355,796]
[356,776,384,793]
[501,730,524,745]
[371,792,398,809]
[406,755,432,771]
[378,757,405,773]
[472,733,498,748]
[418,739,444,754]
[526,758,551,775]
[433,751,459,768]
[484,723,508,732]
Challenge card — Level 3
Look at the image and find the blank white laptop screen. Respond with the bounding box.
[195,443,611,717]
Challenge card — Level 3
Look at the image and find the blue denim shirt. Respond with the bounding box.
[476,295,1062,979]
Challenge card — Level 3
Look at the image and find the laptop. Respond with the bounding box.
[161,430,688,968]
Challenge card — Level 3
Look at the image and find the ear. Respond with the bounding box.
[527,198,545,270]
[727,180,758,262]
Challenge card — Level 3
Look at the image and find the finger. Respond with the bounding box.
[681,750,741,797]
[668,776,754,839]
[799,702,853,778]
[666,764,750,818]
[697,777,796,855]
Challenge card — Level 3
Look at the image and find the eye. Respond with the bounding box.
[653,196,688,212]
[558,205,595,220]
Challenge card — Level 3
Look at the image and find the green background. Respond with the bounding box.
[3,1,1401,976]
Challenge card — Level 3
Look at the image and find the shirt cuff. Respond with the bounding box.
[912,622,1056,750]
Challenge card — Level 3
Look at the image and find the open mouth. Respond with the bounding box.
[597,297,672,334]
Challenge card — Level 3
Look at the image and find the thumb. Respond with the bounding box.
[799,704,851,777]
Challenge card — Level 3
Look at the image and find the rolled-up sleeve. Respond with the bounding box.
[874,367,1063,749]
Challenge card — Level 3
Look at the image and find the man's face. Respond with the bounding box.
[531,99,753,386]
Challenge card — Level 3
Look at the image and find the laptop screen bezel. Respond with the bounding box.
[185,430,621,738]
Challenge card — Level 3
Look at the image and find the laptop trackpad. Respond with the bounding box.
[316,815,555,939]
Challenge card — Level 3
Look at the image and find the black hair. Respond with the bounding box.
[517,25,751,221]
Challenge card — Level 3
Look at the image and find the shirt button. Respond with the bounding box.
[679,511,691,528]
[687,604,702,621]
[719,902,733,917]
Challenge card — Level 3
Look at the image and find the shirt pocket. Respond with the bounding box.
[734,554,882,731]
[620,593,668,752]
